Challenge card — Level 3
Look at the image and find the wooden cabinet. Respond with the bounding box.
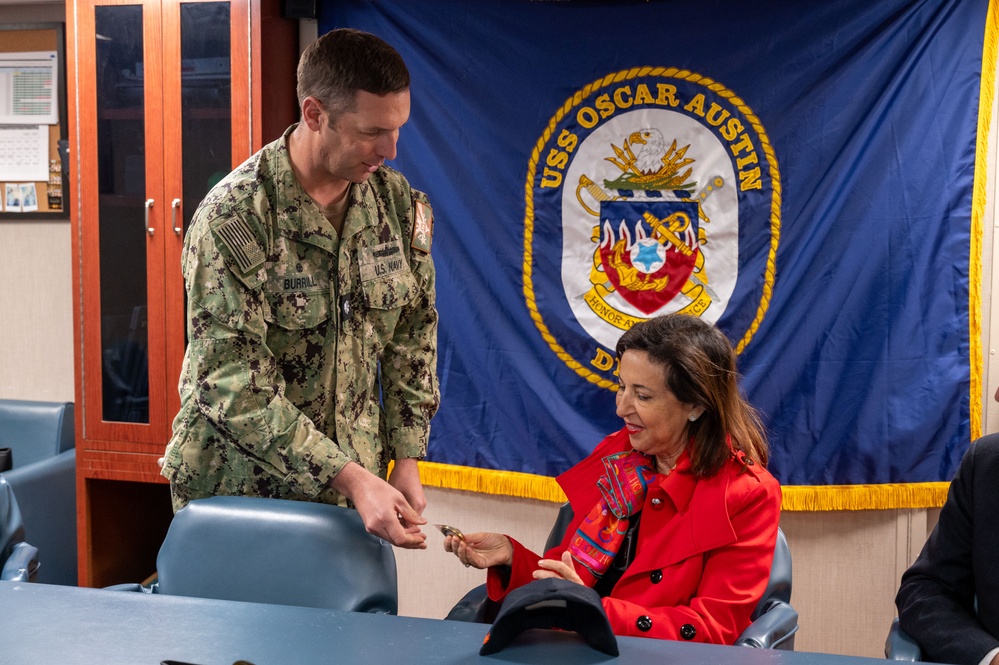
[67,0,297,587]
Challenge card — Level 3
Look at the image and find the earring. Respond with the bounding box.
[688,414,698,422]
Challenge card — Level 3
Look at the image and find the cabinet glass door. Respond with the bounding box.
[180,1,232,233]
[95,5,150,424]
[163,0,250,421]
[76,0,252,443]
[78,0,168,443]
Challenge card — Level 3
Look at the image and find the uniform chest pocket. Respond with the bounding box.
[360,268,418,311]
[263,289,330,330]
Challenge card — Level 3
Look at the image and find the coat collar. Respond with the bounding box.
[558,428,740,571]
[633,459,738,570]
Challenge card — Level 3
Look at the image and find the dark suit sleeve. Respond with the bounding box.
[896,437,999,665]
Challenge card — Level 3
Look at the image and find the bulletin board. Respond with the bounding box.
[0,23,69,219]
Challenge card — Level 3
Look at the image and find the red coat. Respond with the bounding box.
[487,427,781,644]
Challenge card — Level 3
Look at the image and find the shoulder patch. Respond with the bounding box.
[215,217,265,275]
[412,200,433,254]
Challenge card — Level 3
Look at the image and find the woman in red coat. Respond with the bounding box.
[444,313,781,645]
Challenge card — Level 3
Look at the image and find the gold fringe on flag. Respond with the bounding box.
[778,483,950,512]
[417,461,567,503]
[970,0,999,439]
[415,462,951,511]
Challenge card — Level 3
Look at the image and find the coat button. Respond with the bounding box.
[650,570,663,584]
[651,497,663,508]
[680,624,697,640]
[636,615,653,632]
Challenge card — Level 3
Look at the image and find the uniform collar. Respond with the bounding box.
[271,124,378,253]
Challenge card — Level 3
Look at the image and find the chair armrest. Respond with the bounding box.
[735,600,799,650]
[3,447,76,487]
[444,583,506,624]
[444,584,488,622]
[1,541,39,582]
[3,449,77,585]
[104,582,159,594]
[885,618,922,661]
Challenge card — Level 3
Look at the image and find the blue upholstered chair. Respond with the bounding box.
[734,526,798,649]
[0,400,76,585]
[445,502,799,650]
[0,475,39,583]
[885,617,923,661]
[108,495,398,613]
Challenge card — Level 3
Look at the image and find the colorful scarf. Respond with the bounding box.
[568,450,656,586]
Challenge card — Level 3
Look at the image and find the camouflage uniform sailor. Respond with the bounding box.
[161,124,439,510]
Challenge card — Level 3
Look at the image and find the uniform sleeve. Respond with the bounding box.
[180,219,349,498]
[600,477,780,644]
[896,444,999,665]
[380,191,440,460]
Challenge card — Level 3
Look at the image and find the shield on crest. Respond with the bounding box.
[597,199,700,314]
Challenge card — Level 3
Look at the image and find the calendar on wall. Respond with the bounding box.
[0,125,48,181]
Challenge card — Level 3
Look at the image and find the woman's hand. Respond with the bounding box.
[533,551,584,585]
[443,531,514,569]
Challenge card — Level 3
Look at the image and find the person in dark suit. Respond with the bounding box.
[896,388,999,665]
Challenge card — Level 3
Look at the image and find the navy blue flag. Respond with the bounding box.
[319,0,994,507]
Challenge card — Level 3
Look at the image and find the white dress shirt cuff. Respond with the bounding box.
[978,646,999,665]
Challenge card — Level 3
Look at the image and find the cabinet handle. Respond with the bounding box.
[145,198,155,236]
[172,198,182,235]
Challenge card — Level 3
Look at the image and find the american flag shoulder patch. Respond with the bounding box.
[215,217,265,275]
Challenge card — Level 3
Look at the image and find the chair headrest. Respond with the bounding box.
[0,400,75,466]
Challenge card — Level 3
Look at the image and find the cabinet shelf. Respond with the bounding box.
[100,107,235,121]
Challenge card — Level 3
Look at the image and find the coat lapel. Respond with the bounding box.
[631,461,738,571]
[558,429,741,573]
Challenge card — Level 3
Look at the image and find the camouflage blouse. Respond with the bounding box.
[161,126,439,505]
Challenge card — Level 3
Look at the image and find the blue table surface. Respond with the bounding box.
[0,581,887,665]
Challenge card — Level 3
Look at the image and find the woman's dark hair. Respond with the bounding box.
[296,28,410,124]
[615,313,768,476]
